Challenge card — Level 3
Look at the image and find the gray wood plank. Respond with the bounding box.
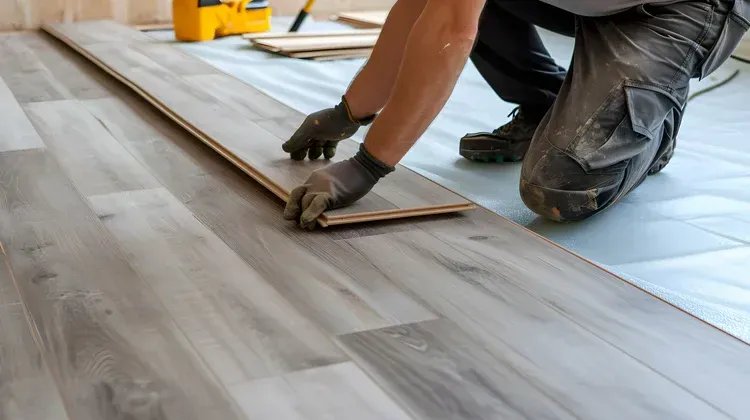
[24,100,161,196]
[339,319,577,420]
[0,149,246,420]
[419,212,750,417]
[342,231,729,420]
[0,76,45,153]
[20,32,114,100]
[87,187,347,385]
[52,20,155,46]
[0,304,69,420]
[83,96,437,335]
[230,362,413,420]
[131,44,231,77]
[0,34,71,103]
[183,73,300,120]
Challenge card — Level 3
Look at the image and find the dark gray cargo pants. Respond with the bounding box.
[472,0,749,221]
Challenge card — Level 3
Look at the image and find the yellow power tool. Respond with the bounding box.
[173,0,271,42]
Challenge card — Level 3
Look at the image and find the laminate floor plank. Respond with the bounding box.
[342,231,731,419]
[230,362,413,420]
[0,149,245,420]
[42,21,476,226]
[339,319,578,420]
[53,20,154,46]
[20,32,115,100]
[81,96,437,335]
[419,211,750,416]
[183,73,298,120]
[0,76,45,153]
[0,34,71,103]
[129,43,219,77]
[24,100,161,196]
[0,305,69,420]
[87,188,347,386]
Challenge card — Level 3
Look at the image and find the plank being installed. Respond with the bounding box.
[41,20,475,227]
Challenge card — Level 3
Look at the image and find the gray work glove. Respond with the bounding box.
[284,144,395,230]
[282,96,376,160]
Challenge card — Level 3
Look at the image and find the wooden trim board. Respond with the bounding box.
[242,28,381,41]
[251,33,379,53]
[335,11,389,28]
[41,21,476,227]
[288,47,372,59]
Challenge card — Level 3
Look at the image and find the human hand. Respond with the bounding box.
[282,97,375,160]
[283,144,394,229]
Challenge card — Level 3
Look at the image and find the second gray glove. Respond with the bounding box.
[282,97,375,161]
[284,144,395,229]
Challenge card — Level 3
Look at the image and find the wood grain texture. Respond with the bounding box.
[182,74,298,121]
[0,149,245,420]
[339,319,579,420]
[24,100,161,196]
[230,362,413,420]
[20,32,124,100]
[0,305,69,420]
[418,212,750,417]
[41,21,476,226]
[0,34,71,103]
[342,230,737,419]
[81,96,438,335]
[87,188,347,385]
[0,76,45,153]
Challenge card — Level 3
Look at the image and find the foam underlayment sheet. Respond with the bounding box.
[149,17,750,341]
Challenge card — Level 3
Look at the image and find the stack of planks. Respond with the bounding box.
[243,29,380,60]
[335,10,388,28]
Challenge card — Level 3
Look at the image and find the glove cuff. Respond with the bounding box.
[354,143,395,180]
[340,96,377,126]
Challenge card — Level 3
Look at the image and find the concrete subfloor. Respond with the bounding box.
[149,17,750,341]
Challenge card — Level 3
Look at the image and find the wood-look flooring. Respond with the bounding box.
[0,30,748,420]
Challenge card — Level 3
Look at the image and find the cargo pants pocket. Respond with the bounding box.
[700,0,750,78]
[563,80,681,173]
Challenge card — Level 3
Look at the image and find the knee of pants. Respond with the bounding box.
[519,140,623,222]
[519,178,604,222]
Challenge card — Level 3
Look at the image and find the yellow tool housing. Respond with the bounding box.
[174,0,271,42]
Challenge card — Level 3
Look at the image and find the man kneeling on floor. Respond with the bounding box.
[282,0,749,229]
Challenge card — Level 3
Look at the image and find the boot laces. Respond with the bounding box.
[493,107,524,135]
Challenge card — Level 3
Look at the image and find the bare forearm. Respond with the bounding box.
[344,0,427,119]
[364,0,485,166]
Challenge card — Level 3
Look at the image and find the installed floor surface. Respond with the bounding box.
[151,17,750,342]
[1,30,749,419]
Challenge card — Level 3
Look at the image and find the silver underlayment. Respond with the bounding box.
[150,17,750,341]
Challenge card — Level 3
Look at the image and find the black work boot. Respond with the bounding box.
[459,106,547,162]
